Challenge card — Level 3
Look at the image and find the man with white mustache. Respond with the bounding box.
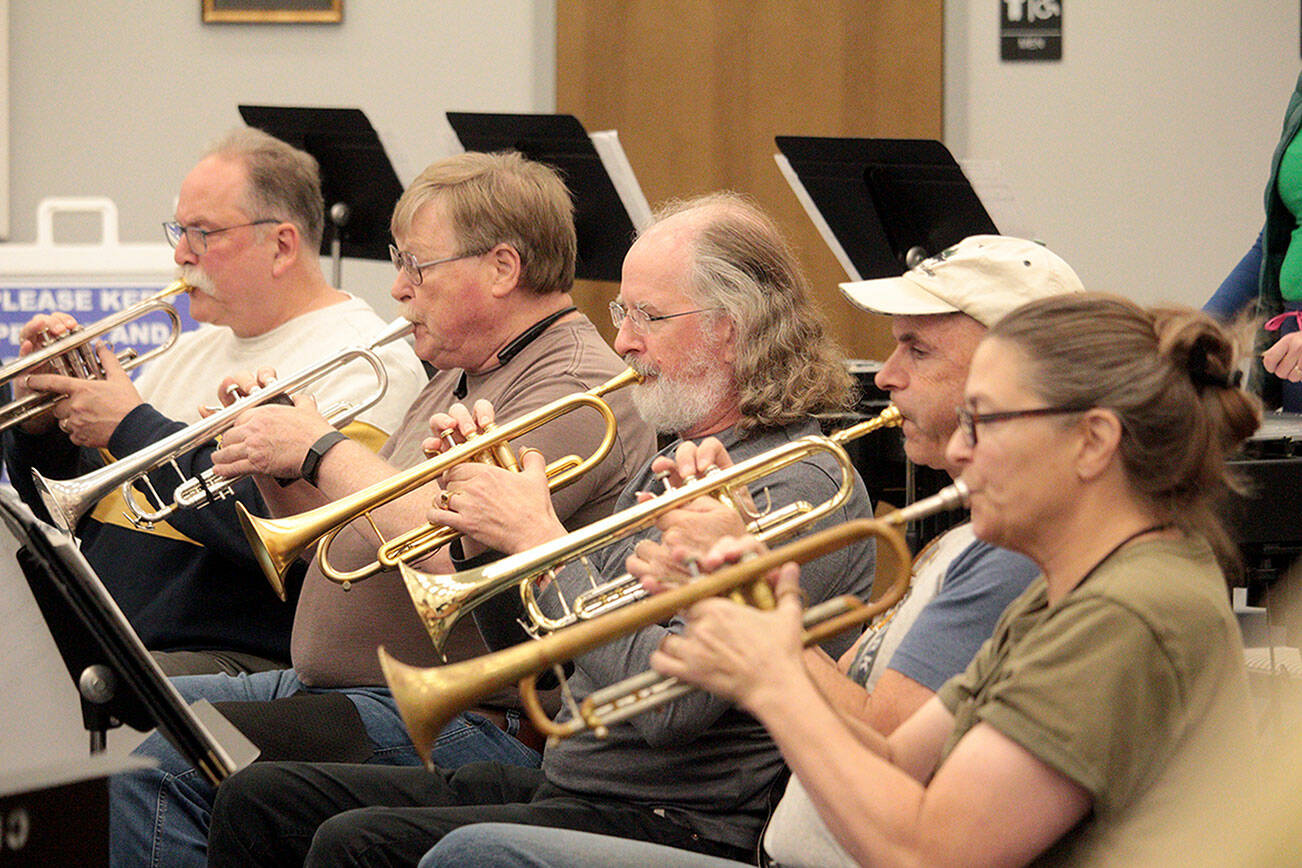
[197,192,880,868]
[107,150,656,868]
[3,127,425,677]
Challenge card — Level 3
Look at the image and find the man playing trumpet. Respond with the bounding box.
[3,127,426,676]
[417,235,1090,867]
[108,150,656,868]
[203,192,879,866]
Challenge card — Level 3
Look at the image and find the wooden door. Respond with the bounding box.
[557,0,944,360]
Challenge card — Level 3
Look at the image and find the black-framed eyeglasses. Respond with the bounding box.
[956,404,1093,447]
[388,244,490,286]
[162,219,279,254]
[608,300,722,335]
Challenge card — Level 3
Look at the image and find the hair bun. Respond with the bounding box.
[1185,336,1235,390]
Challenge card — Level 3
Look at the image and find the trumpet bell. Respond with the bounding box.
[32,470,88,533]
[236,506,315,601]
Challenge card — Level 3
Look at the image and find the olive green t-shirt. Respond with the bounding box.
[936,536,1258,866]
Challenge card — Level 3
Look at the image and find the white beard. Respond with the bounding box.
[626,346,733,436]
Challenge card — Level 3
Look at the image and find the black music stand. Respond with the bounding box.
[238,105,403,285]
[0,487,256,785]
[774,137,998,280]
[776,137,996,550]
[446,112,644,282]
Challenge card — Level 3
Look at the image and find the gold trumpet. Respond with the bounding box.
[0,279,192,431]
[238,367,643,600]
[380,480,968,766]
[396,404,902,652]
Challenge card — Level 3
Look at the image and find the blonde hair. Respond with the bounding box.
[650,192,853,434]
[391,151,575,295]
[991,293,1261,575]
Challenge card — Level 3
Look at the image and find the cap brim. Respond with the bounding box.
[838,274,960,317]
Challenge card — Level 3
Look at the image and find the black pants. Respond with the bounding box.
[207,760,753,867]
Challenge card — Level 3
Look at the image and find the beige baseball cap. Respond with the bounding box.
[838,235,1084,327]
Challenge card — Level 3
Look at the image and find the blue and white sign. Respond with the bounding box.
[0,285,198,372]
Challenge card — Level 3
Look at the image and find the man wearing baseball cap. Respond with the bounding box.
[750,234,1085,868]
[410,235,1091,866]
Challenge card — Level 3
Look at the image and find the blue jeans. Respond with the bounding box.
[419,823,751,868]
[109,668,540,868]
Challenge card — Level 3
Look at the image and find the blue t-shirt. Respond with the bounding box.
[858,536,1040,692]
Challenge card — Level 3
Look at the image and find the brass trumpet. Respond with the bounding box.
[0,279,192,431]
[32,318,413,534]
[238,367,643,600]
[379,480,969,766]
[396,404,902,652]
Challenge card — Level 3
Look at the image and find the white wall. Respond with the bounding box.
[6,1,556,312]
[5,3,1297,314]
[945,2,1300,308]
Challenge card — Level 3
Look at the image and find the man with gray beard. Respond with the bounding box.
[3,127,426,676]
[202,192,880,867]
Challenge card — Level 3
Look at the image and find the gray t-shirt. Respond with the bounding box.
[291,316,657,688]
[540,418,877,852]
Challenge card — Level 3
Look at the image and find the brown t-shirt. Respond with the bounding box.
[290,316,656,688]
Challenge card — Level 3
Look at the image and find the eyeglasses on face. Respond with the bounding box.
[162,219,279,254]
[388,244,490,286]
[608,300,722,335]
[955,404,1093,447]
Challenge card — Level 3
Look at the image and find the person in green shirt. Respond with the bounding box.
[650,292,1262,867]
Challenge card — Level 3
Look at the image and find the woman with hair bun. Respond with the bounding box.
[651,293,1264,866]
[420,294,1264,867]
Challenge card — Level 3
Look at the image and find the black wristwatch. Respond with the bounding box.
[299,430,349,487]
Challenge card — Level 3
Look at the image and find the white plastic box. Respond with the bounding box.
[0,197,198,364]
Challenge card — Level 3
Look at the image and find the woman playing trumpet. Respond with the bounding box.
[421,293,1262,867]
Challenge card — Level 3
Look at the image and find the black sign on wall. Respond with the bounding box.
[1001,0,1062,61]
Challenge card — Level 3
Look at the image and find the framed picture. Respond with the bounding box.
[202,0,342,24]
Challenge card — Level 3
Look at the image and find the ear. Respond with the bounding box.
[714,315,738,367]
[1074,408,1123,481]
[269,221,301,278]
[486,243,524,299]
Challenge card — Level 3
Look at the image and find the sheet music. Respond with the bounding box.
[589,130,653,232]
[773,153,861,281]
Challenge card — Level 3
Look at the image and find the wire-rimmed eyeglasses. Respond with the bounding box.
[388,244,490,286]
[162,220,279,254]
[608,300,722,335]
[955,404,1092,447]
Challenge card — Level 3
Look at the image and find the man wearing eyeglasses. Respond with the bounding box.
[107,150,658,868]
[196,192,879,868]
[4,127,426,679]
[341,235,1091,868]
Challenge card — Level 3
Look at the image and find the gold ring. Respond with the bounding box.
[59,418,70,433]
[439,490,455,509]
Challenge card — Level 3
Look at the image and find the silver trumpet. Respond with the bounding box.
[0,279,192,432]
[32,318,414,533]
